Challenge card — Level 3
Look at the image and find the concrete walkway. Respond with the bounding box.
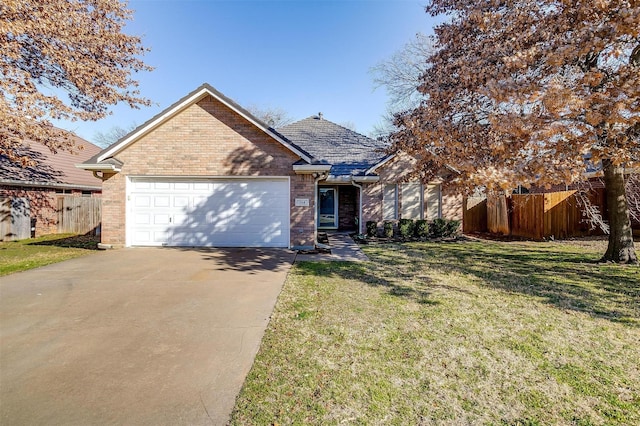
[0,247,294,426]
[295,232,369,262]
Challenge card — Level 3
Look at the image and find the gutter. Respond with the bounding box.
[76,163,122,182]
[75,163,121,173]
[352,175,379,183]
[293,164,332,174]
[0,179,101,192]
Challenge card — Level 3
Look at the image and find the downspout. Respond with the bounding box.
[351,179,363,235]
[314,172,329,247]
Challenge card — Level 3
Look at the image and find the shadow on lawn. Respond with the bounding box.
[408,241,639,325]
[293,256,451,307]
[297,240,640,325]
[30,234,100,250]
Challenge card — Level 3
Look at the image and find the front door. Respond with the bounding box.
[318,187,338,229]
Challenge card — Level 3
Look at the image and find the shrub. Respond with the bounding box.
[414,219,429,238]
[431,218,461,238]
[366,221,378,237]
[445,219,461,237]
[398,219,415,239]
[383,221,394,238]
[430,218,448,238]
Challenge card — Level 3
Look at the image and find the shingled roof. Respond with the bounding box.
[0,134,102,190]
[277,115,388,176]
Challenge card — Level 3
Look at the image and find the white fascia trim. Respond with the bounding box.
[98,87,312,164]
[324,175,352,183]
[293,164,332,174]
[127,175,290,181]
[352,175,380,183]
[75,163,121,172]
[323,175,380,184]
[365,154,395,175]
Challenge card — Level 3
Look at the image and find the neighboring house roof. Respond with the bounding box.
[277,115,388,177]
[0,133,102,190]
[81,83,314,170]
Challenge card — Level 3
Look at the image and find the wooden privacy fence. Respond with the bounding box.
[57,196,102,235]
[464,189,608,240]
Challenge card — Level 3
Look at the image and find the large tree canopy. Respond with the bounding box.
[392,0,639,263]
[0,0,152,164]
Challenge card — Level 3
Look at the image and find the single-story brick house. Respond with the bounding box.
[1,133,102,239]
[79,83,461,249]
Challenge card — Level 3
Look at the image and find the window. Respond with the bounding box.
[383,184,397,220]
[81,191,92,197]
[401,182,423,219]
[425,184,442,220]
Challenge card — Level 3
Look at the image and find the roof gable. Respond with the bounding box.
[89,83,313,165]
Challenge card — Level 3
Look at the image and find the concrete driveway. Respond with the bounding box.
[0,247,295,425]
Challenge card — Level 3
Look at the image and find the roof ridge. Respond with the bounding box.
[278,115,379,143]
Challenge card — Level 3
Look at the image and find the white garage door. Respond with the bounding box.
[128,178,289,247]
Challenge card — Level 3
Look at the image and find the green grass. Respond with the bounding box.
[231,239,640,425]
[0,234,99,276]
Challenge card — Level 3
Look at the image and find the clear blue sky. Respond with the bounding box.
[63,0,441,144]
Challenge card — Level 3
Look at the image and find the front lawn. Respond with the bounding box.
[0,234,99,276]
[231,239,640,425]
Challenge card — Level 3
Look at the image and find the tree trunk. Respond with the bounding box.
[601,159,637,264]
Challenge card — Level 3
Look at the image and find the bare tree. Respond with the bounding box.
[370,33,436,138]
[1,0,152,165]
[246,104,294,128]
[339,121,357,132]
[93,123,137,148]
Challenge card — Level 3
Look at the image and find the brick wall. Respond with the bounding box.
[99,95,315,248]
[442,187,463,221]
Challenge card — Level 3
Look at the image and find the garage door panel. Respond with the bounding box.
[133,181,151,190]
[153,231,169,243]
[134,196,150,207]
[134,214,150,225]
[154,196,170,208]
[153,214,171,225]
[134,231,150,242]
[154,182,170,190]
[129,178,289,247]
[173,196,190,208]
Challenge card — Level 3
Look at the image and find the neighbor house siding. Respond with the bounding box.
[99,95,315,248]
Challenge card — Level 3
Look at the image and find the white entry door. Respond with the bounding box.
[128,178,289,247]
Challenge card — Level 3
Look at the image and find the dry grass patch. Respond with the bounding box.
[231,239,639,425]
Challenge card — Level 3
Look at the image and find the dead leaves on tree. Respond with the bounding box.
[0,0,152,165]
[391,0,639,193]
